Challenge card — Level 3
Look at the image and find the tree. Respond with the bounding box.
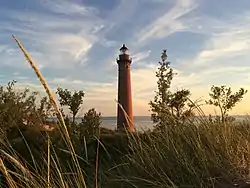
[169,89,194,119]
[206,85,247,123]
[149,50,174,128]
[0,80,54,137]
[79,108,101,138]
[149,50,194,130]
[37,96,54,123]
[56,88,85,124]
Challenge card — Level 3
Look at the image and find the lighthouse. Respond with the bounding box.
[116,44,135,132]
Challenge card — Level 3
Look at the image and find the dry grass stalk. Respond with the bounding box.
[95,127,101,188]
[12,35,87,188]
[47,135,50,188]
[0,149,30,177]
[115,99,135,132]
[12,35,65,133]
[0,158,17,188]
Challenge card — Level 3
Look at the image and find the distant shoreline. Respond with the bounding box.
[48,115,249,119]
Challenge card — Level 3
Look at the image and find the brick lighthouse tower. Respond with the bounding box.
[116,44,135,132]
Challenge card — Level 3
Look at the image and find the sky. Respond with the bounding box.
[1,0,250,117]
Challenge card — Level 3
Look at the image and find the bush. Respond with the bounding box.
[0,81,53,138]
[77,108,102,139]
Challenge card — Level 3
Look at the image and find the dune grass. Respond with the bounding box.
[1,115,250,188]
[116,122,250,187]
[0,36,249,188]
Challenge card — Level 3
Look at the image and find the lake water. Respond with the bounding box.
[97,116,249,130]
[49,115,249,131]
[47,116,154,130]
[78,116,154,131]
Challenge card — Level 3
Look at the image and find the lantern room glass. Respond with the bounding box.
[120,44,129,55]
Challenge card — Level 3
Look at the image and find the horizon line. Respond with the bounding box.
[48,115,250,119]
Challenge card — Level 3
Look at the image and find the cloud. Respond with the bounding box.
[0,1,102,70]
[100,38,118,48]
[104,0,139,30]
[0,46,29,68]
[40,0,98,16]
[182,12,250,68]
[132,50,152,63]
[162,11,250,115]
[21,66,157,116]
[0,45,8,53]
[2,0,250,117]
[136,0,198,42]
[164,10,250,90]
[0,0,142,72]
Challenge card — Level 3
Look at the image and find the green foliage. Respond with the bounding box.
[78,108,102,138]
[0,80,53,136]
[206,85,247,123]
[56,87,85,124]
[37,96,54,121]
[149,50,174,128]
[149,50,194,130]
[169,89,194,119]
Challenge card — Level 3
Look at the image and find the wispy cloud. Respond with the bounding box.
[136,0,198,43]
[183,11,250,67]
[40,0,98,16]
[132,50,152,63]
[1,0,250,116]
[0,0,104,70]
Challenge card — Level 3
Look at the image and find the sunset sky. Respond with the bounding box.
[1,0,250,116]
